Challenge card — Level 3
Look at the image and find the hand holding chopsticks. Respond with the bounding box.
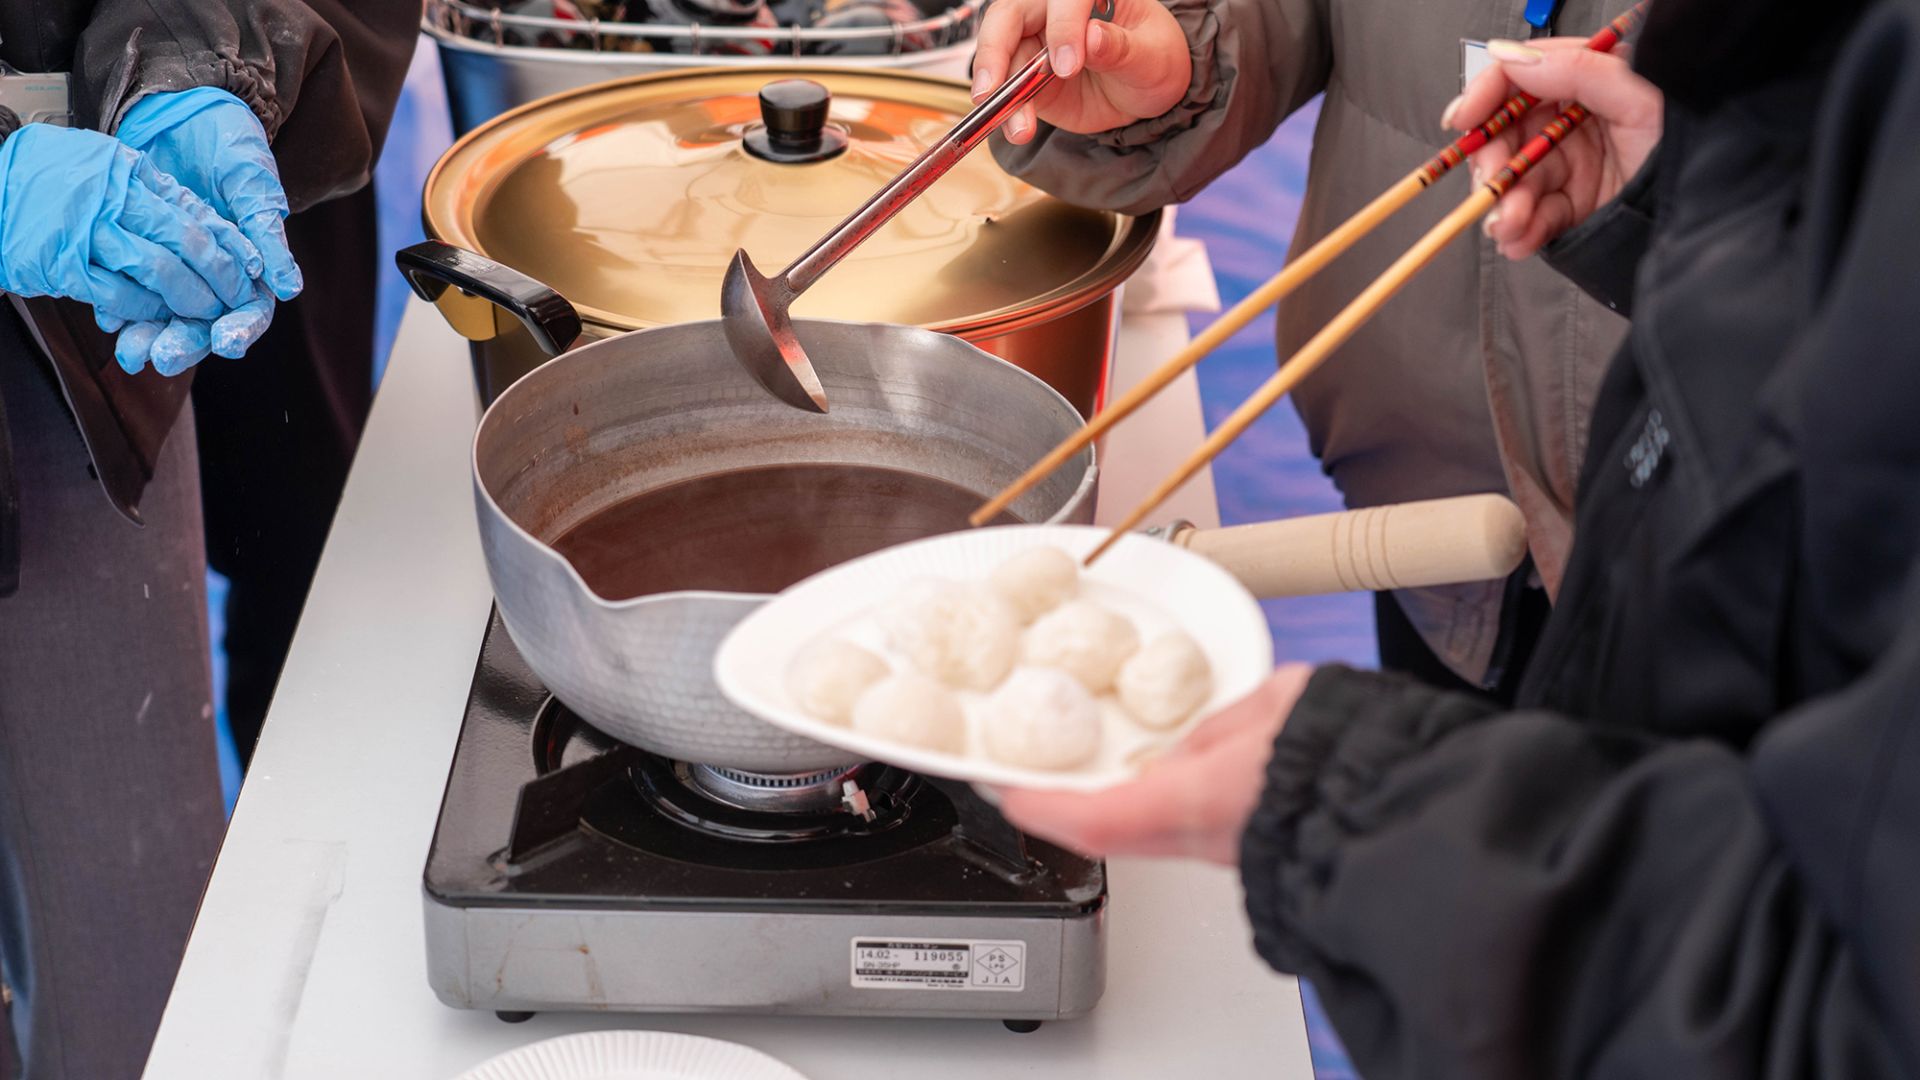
[1468,38,1666,261]
[968,5,1648,534]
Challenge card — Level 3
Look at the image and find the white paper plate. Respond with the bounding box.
[453,1031,809,1080]
[714,524,1274,792]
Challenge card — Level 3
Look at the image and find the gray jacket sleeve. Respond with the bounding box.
[72,0,420,212]
[1240,651,1920,1079]
[989,0,1332,214]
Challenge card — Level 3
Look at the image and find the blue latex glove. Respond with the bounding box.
[0,123,261,326]
[111,88,301,374]
[108,281,275,376]
[117,88,301,301]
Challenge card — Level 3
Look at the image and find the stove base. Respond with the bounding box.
[424,894,1106,1020]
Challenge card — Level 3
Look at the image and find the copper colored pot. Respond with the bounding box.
[402,66,1158,411]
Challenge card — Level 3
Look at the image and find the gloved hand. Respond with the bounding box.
[116,88,300,301]
[108,281,275,377]
[111,87,300,375]
[0,123,261,326]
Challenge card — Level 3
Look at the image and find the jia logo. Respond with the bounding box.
[971,944,1024,989]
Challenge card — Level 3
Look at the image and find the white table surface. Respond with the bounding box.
[142,298,1302,1080]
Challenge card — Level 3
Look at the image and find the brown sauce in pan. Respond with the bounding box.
[551,464,1020,601]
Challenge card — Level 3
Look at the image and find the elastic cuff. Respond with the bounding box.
[1088,0,1226,150]
[114,85,252,150]
[96,39,281,140]
[1239,667,1498,972]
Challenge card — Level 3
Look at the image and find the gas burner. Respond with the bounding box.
[425,611,1106,1025]
[533,700,873,818]
[682,762,862,815]
[623,754,920,853]
[526,695,917,845]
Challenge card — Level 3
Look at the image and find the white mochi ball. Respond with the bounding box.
[1021,600,1140,692]
[988,546,1080,624]
[878,579,1020,690]
[981,667,1102,770]
[850,673,966,755]
[786,638,889,726]
[1116,631,1214,730]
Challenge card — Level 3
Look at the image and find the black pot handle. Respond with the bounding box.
[395,240,583,357]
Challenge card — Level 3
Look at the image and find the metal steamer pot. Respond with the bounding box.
[468,318,1095,773]
[407,66,1158,411]
[422,0,983,136]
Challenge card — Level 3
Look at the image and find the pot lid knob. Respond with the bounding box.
[744,79,850,164]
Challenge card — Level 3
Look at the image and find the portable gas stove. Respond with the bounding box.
[424,612,1108,1030]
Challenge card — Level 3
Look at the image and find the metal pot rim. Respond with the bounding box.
[530,208,1161,338]
[530,207,1162,339]
[424,23,980,68]
[471,317,1100,614]
[421,66,1161,335]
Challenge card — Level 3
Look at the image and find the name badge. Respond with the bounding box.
[0,71,72,127]
[1460,39,1494,90]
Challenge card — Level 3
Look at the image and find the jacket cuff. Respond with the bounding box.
[91,31,280,138]
[1088,0,1225,149]
[1239,665,1499,974]
[1540,143,1663,317]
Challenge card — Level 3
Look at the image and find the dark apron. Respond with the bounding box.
[0,296,192,596]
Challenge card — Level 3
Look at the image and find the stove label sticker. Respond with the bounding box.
[851,939,1026,992]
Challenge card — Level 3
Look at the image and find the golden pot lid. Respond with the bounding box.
[422,68,1156,333]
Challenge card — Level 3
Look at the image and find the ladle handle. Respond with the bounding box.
[397,240,584,357]
[778,0,1116,295]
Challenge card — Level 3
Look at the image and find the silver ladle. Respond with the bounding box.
[721,0,1118,413]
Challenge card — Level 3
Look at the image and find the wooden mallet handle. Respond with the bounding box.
[1169,494,1527,599]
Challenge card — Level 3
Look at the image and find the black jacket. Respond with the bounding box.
[1240,1,1920,1076]
[0,0,416,594]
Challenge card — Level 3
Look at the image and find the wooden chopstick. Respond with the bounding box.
[968,2,1647,530]
[1082,101,1602,566]
[966,171,1422,526]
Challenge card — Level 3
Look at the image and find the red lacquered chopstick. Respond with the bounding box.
[1084,93,1619,563]
[1419,3,1647,185]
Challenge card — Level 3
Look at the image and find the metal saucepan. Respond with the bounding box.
[402,238,1522,769]
[462,316,1095,773]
